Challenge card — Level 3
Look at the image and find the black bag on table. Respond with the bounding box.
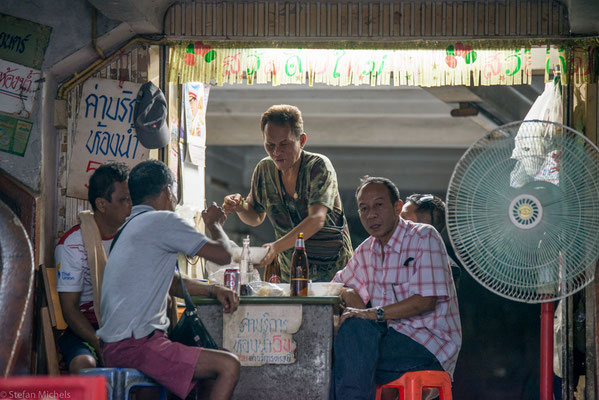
[169,269,218,349]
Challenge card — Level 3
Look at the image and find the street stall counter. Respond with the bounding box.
[192,296,340,400]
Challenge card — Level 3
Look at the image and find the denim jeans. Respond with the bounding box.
[330,318,443,400]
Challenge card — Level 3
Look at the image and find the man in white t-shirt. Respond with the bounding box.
[55,162,131,373]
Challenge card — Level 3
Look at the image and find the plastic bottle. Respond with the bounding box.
[240,235,250,295]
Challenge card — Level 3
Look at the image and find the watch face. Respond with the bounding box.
[376,306,384,321]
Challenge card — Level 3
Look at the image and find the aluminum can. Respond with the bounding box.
[224,268,240,295]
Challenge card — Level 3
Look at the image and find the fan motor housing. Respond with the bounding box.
[509,194,543,229]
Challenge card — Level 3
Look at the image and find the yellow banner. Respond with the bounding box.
[169,43,533,87]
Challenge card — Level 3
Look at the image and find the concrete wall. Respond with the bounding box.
[0,0,119,192]
[0,0,122,266]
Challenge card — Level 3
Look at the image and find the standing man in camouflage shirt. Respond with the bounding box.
[223,104,353,282]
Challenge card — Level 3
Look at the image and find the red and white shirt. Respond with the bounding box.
[333,219,462,377]
[55,225,113,324]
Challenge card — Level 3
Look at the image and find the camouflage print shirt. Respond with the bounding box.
[250,151,353,282]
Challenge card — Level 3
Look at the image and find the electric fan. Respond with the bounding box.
[446,120,599,399]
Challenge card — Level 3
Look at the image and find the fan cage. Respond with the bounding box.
[446,120,599,303]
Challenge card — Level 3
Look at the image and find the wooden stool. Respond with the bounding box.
[375,370,452,400]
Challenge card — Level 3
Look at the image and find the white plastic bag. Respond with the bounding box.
[511,81,562,187]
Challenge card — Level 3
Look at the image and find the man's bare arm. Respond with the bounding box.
[259,204,328,266]
[339,294,437,325]
[59,292,101,352]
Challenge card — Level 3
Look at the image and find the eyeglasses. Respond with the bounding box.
[413,194,434,204]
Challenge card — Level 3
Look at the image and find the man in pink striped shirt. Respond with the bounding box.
[330,177,461,400]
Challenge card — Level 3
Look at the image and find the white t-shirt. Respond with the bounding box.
[55,225,112,307]
[97,205,207,343]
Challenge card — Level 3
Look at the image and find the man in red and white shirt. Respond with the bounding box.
[330,177,461,399]
[56,162,131,373]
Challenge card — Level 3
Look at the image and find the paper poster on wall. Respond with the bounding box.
[0,59,42,117]
[181,161,205,208]
[0,113,32,156]
[223,304,302,366]
[167,82,181,182]
[66,78,148,199]
[183,82,209,164]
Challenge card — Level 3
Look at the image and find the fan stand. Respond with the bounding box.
[540,301,554,400]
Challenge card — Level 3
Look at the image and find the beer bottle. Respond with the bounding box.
[290,233,309,296]
[264,254,281,283]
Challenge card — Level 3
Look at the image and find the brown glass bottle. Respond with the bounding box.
[264,254,282,283]
[290,233,309,296]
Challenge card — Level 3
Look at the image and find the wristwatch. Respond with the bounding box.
[375,306,385,322]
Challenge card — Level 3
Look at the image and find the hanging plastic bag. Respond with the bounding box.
[511,81,562,187]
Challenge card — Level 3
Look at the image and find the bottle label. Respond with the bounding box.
[295,238,305,249]
[268,275,282,283]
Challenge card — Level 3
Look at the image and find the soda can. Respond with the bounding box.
[224,268,240,295]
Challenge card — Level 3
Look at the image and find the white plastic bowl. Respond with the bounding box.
[274,283,290,296]
[308,282,344,297]
[231,246,269,264]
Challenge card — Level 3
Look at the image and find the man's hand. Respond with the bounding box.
[222,194,244,215]
[202,202,226,226]
[90,336,103,365]
[213,285,239,313]
[258,243,277,267]
[339,306,376,325]
[339,287,367,309]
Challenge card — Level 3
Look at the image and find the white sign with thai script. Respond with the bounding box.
[0,59,41,117]
[67,78,148,199]
[223,304,302,366]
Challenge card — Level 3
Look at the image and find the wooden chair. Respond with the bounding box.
[39,264,68,375]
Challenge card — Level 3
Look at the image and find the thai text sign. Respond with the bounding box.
[170,43,533,87]
[0,59,42,116]
[0,13,52,70]
[67,78,148,199]
[0,113,32,157]
[223,304,302,366]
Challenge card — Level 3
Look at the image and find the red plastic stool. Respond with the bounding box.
[375,370,452,400]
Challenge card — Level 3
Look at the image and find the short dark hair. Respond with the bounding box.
[260,104,304,139]
[406,194,446,233]
[355,176,400,204]
[128,160,174,206]
[88,162,130,211]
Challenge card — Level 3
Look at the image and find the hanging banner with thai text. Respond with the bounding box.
[67,78,148,199]
[169,43,533,87]
[0,59,42,117]
[223,304,302,366]
[0,13,52,70]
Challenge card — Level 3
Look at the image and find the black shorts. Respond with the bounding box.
[57,324,100,369]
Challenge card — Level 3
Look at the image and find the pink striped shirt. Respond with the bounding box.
[333,218,462,377]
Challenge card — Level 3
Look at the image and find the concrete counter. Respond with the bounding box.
[193,296,340,400]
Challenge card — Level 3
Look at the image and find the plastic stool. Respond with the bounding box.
[375,370,452,400]
[80,367,167,400]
